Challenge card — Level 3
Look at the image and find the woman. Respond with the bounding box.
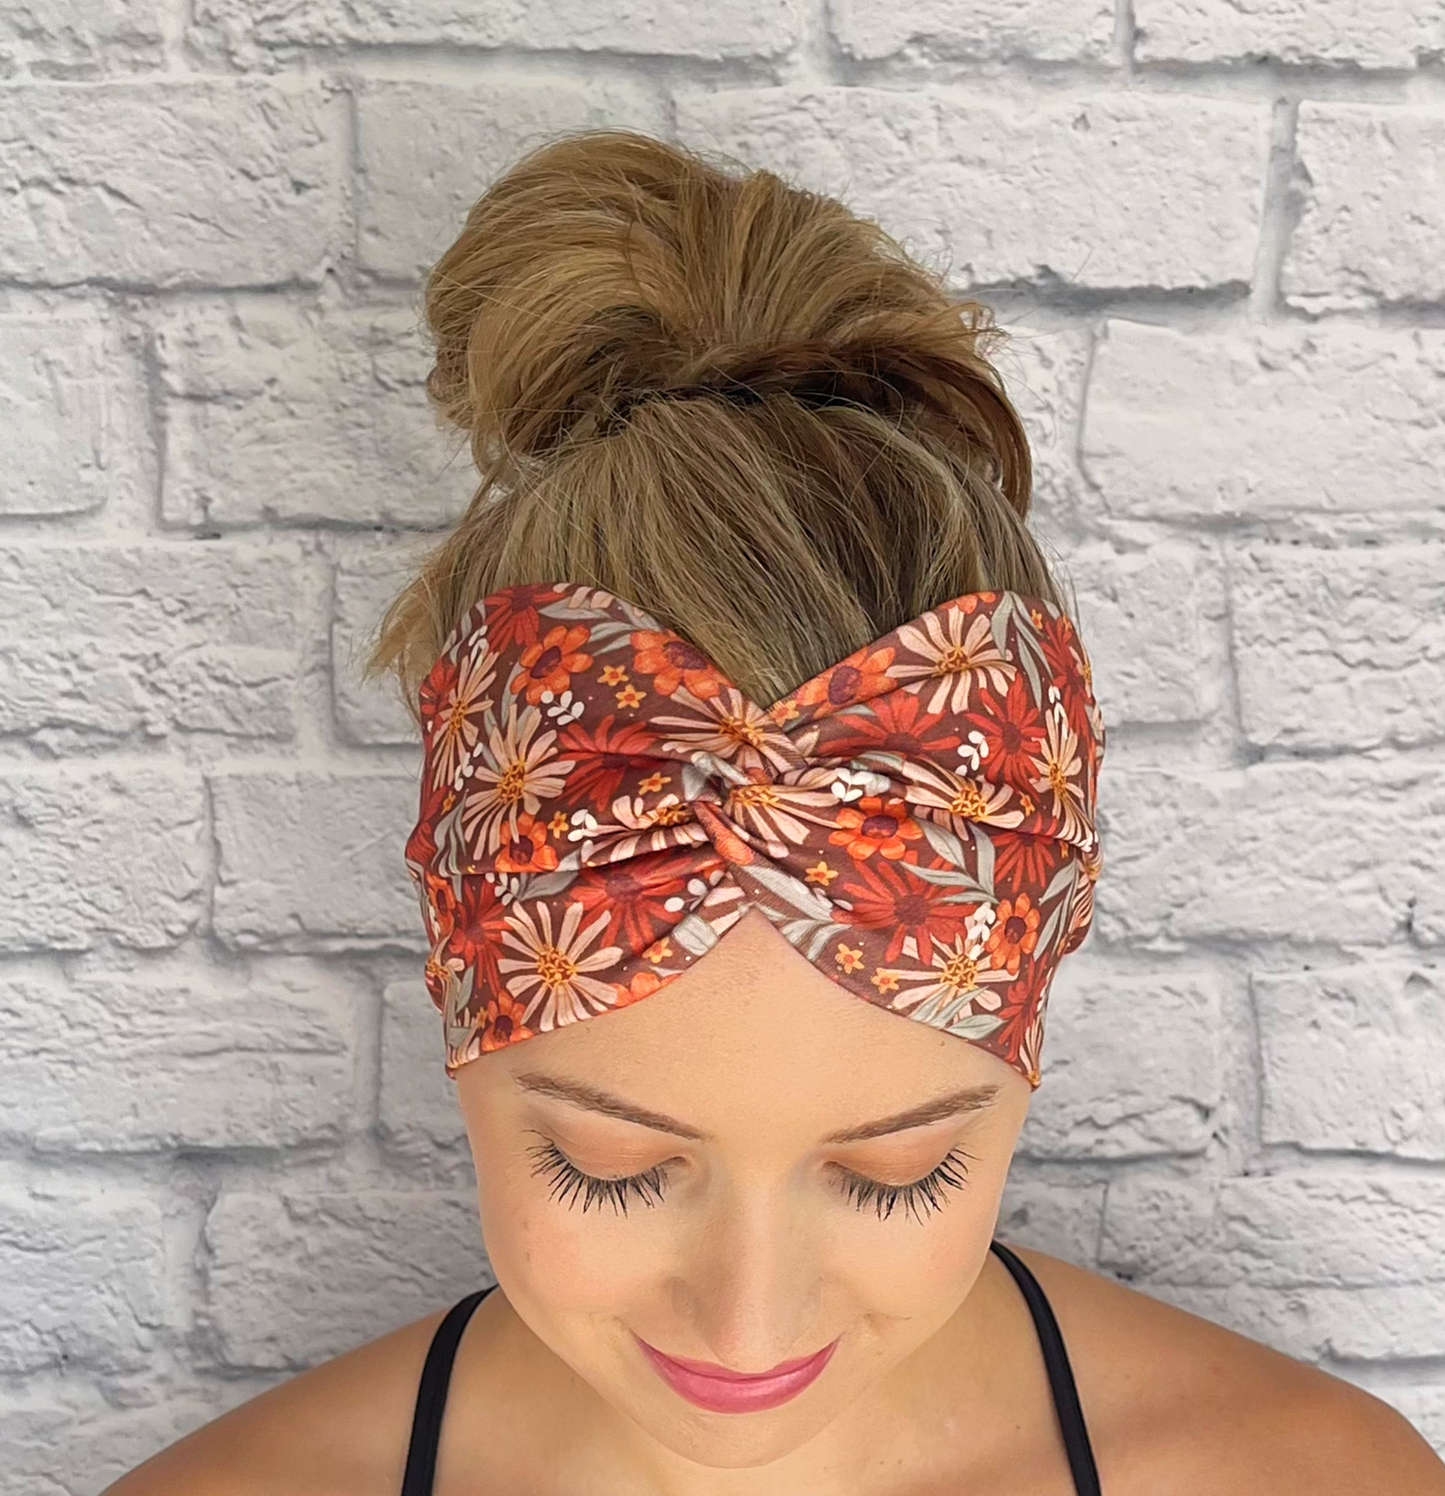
[107,129,1444,1496]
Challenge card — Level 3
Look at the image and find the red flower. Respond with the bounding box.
[826,687,962,758]
[565,850,702,955]
[555,714,664,815]
[1039,609,1094,745]
[833,856,974,964]
[962,671,1047,790]
[484,584,567,654]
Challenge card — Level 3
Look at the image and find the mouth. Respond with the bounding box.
[635,1334,840,1414]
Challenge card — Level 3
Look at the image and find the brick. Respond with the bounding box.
[0,313,142,517]
[1102,1173,1445,1288]
[1418,876,1445,948]
[0,766,206,952]
[1083,319,1445,519]
[1072,544,1206,726]
[997,1175,1106,1266]
[992,323,1092,523]
[155,302,473,528]
[379,978,469,1155]
[0,1185,166,1373]
[0,82,343,289]
[210,769,424,949]
[1021,964,1223,1158]
[676,88,1269,291]
[1155,1280,1445,1363]
[1285,103,1445,310]
[0,953,356,1151]
[203,1190,488,1368]
[0,1391,275,1496]
[0,541,302,745]
[1099,761,1442,947]
[1378,1384,1445,1459]
[829,0,1115,62]
[1255,961,1445,1162]
[0,0,166,73]
[195,0,801,58]
[1136,0,1445,69]
[332,543,426,747]
[1232,542,1445,752]
[356,79,665,281]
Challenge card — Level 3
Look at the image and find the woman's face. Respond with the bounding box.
[456,907,1032,1470]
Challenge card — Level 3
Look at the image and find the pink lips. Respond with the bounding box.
[636,1334,840,1414]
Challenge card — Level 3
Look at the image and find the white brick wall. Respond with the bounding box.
[1,4,1441,1489]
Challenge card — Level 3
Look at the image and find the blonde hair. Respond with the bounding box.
[366,128,1072,718]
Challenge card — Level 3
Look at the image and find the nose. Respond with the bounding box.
[671,1177,826,1372]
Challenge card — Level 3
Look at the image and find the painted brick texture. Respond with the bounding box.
[2,3,1442,1490]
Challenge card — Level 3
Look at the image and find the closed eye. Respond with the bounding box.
[526,1134,673,1215]
[527,1133,973,1223]
[830,1147,974,1223]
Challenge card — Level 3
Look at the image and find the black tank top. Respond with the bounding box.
[400,1238,1102,1495]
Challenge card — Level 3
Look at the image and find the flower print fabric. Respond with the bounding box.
[405,583,1106,1089]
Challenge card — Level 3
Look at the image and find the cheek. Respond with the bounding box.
[831,1143,1014,1318]
[831,1195,995,1322]
[473,1147,668,1319]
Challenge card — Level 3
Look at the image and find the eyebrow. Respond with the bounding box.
[513,1072,1000,1144]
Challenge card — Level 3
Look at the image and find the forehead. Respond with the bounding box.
[471,908,1020,1137]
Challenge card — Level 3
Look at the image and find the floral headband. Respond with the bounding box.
[404,582,1106,1089]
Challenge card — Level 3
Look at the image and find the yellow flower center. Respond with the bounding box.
[722,714,768,749]
[727,782,780,811]
[535,945,578,989]
[1048,756,1069,800]
[497,760,528,805]
[940,949,980,994]
[949,782,989,817]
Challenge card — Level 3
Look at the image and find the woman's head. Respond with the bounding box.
[366,127,1099,1467]
[455,904,1032,1468]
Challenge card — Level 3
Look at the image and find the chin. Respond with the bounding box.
[616,1385,850,1470]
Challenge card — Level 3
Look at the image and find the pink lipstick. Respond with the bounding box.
[636,1334,839,1414]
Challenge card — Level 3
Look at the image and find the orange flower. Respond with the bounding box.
[835,943,865,974]
[615,968,665,1008]
[511,624,594,707]
[494,812,560,875]
[827,795,924,861]
[986,892,1041,976]
[631,629,722,699]
[480,990,535,1050]
[787,643,897,714]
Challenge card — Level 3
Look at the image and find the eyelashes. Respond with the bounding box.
[527,1135,670,1216]
[835,1148,973,1224]
[525,1133,973,1222]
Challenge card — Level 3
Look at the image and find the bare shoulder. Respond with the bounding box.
[1007,1243,1445,1496]
[98,1304,451,1496]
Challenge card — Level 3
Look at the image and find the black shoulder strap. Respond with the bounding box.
[399,1286,495,1496]
[988,1239,1103,1496]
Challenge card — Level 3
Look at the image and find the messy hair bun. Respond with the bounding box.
[368,128,1067,717]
